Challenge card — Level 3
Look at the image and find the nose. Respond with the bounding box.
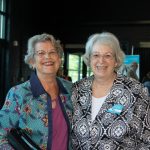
[99,55,105,62]
[45,52,51,58]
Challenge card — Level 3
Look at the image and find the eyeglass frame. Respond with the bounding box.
[34,50,59,58]
[90,52,115,61]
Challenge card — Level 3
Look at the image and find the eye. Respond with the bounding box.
[104,54,113,60]
[106,54,111,57]
[38,51,45,55]
[92,53,99,58]
[50,51,58,57]
[36,51,46,57]
[50,51,56,54]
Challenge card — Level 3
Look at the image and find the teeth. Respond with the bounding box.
[96,64,101,67]
[96,65,106,70]
[96,64,103,67]
[96,63,102,66]
[44,62,53,65]
[96,66,101,69]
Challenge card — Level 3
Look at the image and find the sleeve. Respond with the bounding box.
[71,83,80,150]
[135,86,150,149]
[0,87,21,150]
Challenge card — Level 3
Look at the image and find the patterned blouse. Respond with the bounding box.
[71,74,150,150]
[0,72,72,150]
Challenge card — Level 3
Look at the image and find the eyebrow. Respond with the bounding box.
[92,52,113,54]
[37,49,56,51]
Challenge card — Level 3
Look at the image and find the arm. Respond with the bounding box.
[134,86,150,149]
[71,83,81,150]
[0,87,21,149]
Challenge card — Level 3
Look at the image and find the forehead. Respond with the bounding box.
[92,43,113,53]
[34,41,55,50]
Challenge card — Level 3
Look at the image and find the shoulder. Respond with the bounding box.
[58,77,72,85]
[57,77,72,91]
[6,80,31,98]
[113,74,149,105]
[117,73,139,83]
[116,74,147,94]
[11,80,30,91]
[73,76,93,89]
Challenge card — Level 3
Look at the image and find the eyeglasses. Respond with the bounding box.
[34,50,58,58]
[91,52,114,61]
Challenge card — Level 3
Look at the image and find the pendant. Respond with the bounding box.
[52,100,57,109]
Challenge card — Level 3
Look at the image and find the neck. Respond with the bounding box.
[92,73,116,98]
[40,79,57,91]
[94,73,116,86]
[37,73,58,97]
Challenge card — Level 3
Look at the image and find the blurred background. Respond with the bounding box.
[0,0,150,105]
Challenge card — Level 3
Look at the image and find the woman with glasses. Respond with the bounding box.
[0,33,72,150]
[71,32,150,149]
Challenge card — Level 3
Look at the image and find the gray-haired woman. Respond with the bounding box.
[0,33,72,150]
[71,32,150,149]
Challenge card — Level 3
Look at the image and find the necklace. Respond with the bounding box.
[92,74,116,98]
[51,98,57,109]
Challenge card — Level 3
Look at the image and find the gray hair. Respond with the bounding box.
[24,33,64,69]
[83,32,125,70]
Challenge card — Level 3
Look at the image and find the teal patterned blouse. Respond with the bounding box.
[0,72,72,150]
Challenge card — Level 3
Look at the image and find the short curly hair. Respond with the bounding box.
[24,33,64,69]
[83,32,125,71]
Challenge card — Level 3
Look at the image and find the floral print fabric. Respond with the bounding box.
[0,72,72,150]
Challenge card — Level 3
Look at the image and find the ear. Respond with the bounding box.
[29,59,35,69]
[115,62,118,68]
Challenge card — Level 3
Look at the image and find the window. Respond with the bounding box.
[87,67,93,76]
[0,0,6,39]
[68,54,83,82]
[67,53,93,82]
[65,44,93,82]
[0,0,6,12]
[0,0,8,101]
[0,14,6,38]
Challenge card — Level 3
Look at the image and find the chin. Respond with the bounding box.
[42,71,56,75]
[94,73,106,78]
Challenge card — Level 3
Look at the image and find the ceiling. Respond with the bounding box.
[20,1,150,25]
[12,1,150,45]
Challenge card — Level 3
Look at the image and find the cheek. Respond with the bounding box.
[33,59,40,66]
[57,58,62,66]
[89,59,94,66]
[29,58,36,68]
[90,62,96,71]
[114,61,118,67]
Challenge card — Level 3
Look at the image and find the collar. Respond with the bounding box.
[30,72,68,97]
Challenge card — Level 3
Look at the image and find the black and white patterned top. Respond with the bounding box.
[71,74,150,150]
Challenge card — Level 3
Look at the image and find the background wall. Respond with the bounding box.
[1,0,150,103]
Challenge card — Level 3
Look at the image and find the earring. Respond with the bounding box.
[32,65,35,70]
